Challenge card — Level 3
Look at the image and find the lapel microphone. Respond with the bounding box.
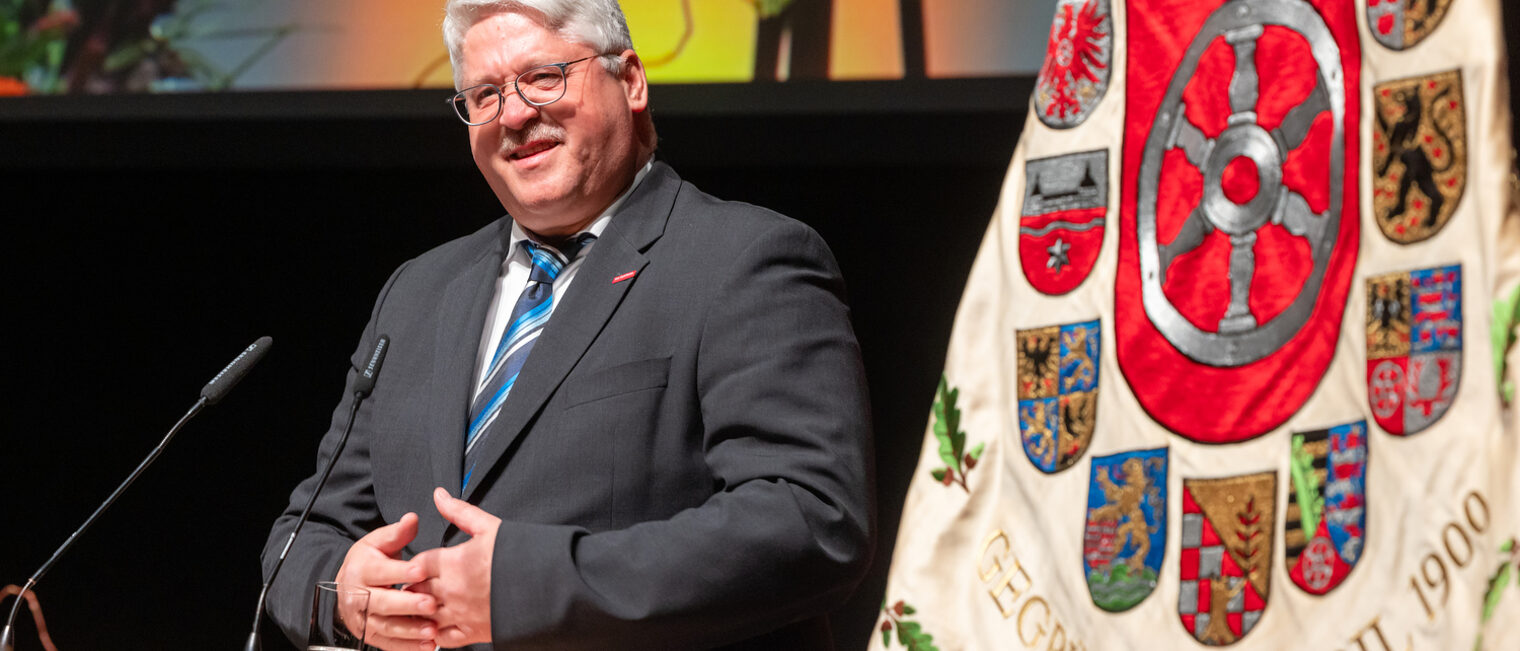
[244,334,389,651]
[1,336,273,651]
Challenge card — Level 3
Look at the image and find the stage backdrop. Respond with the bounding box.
[875,0,1520,649]
[0,0,1062,94]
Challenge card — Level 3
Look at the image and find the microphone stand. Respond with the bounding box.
[2,399,207,651]
[243,397,363,651]
[245,335,387,651]
[1,336,269,651]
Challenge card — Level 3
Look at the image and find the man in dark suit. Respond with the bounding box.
[259,2,873,649]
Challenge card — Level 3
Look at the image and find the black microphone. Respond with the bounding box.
[244,335,389,651]
[202,336,272,405]
[351,334,389,398]
[1,336,273,651]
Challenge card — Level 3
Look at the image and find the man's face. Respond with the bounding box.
[459,11,647,239]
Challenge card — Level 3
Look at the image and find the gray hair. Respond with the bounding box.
[442,0,634,89]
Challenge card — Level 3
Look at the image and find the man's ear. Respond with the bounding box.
[620,50,649,113]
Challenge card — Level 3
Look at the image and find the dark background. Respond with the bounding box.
[0,77,1023,650]
[3,11,1519,650]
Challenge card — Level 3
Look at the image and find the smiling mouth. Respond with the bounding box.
[509,140,557,160]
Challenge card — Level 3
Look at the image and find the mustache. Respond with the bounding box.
[498,121,566,154]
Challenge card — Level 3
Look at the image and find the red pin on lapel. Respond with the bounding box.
[612,270,638,284]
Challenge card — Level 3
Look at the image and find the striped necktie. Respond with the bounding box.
[463,234,594,489]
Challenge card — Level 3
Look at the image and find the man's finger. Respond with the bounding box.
[432,487,498,536]
[365,613,436,643]
[362,512,420,556]
[427,600,464,630]
[365,586,438,618]
[363,630,436,651]
[355,554,428,588]
[402,579,436,597]
[434,625,475,649]
[408,548,442,584]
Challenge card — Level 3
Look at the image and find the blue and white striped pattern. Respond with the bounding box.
[463,235,593,489]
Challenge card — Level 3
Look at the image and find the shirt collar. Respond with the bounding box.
[506,161,654,255]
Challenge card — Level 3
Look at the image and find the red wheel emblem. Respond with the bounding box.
[1116,0,1362,442]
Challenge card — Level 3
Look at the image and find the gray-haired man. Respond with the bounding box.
[260,2,873,649]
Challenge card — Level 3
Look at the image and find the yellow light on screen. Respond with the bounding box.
[623,0,756,83]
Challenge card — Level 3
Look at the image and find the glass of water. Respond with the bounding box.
[307,581,369,650]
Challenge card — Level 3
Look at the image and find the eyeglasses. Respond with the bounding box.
[448,55,605,126]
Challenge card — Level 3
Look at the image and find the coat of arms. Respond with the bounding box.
[1115,0,1361,442]
[1084,447,1167,611]
[1016,319,1099,473]
[1285,421,1368,594]
[1367,0,1454,50]
[1367,264,1462,435]
[1179,472,1275,646]
[1020,151,1108,295]
[1034,0,1113,129]
[1372,71,1466,244]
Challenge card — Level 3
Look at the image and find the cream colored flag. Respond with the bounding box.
[873,0,1519,649]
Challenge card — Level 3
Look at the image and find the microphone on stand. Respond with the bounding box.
[244,335,390,651]
[1,336,273,651]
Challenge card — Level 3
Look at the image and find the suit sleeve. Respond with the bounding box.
[258,261,411,647]
[488,219,875,649]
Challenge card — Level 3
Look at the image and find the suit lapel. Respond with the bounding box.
[420,226,507,546]
[460,162,681,502]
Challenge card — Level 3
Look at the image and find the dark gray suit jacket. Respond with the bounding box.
[260,163,874,650]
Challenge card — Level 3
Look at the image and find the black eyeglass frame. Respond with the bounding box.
[448,54,613,126]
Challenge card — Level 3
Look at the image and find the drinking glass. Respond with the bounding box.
[306,581,368,651]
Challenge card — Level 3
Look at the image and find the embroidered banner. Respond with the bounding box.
[875,0,1519,649]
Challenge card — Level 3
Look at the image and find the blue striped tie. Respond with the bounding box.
[463,235,594,489]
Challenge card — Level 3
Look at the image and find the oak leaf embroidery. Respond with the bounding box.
[1475,538,1519,651]
[878,599,938,651]
[929,376,984,493]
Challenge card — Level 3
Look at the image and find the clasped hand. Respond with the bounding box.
[334,487,500,651]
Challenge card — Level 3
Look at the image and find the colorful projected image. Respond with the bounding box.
[1,0,1045,95]
[626,0,906,83]
[0,0,306,94]
[924,0,1057,78]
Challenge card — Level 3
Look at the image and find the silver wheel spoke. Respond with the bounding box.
[1170,101,1216,169]
[1271,188,1329,244]
[1226,25,1265,117]
[1219,232,1259,334]
[1159,206,1214,284]
[1274,79,1329,151]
